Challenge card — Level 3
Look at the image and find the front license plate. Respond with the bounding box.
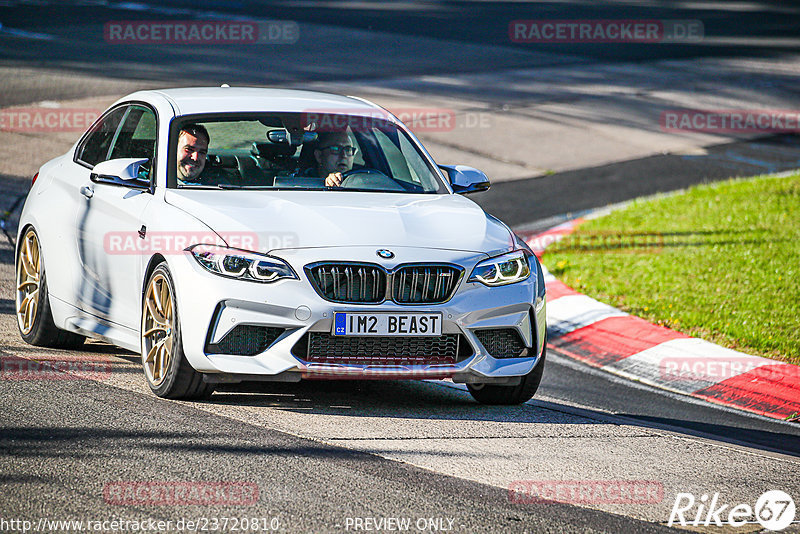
[333,312,442,336]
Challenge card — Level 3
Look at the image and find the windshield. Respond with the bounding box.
[172,112,448,193]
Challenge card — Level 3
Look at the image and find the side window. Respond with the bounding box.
[109,105,157,181]
[76,107,128,167]
[398,133,429,185]
[374,129,414,183]
[374,128,439,191]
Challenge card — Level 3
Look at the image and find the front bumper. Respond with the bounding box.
[168,246,546,383]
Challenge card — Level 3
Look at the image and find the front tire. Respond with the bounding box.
[141,263,213,399]
[467,345,546,405]
[15,227,85,348]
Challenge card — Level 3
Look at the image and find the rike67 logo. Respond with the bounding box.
[669,490,796,530]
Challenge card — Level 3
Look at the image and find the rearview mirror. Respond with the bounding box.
[439,165,490,194]
[90,158,151,190]
[267,129,318,146]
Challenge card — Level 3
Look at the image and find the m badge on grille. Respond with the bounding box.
[376,249,394,259]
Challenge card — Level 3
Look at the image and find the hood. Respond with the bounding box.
[164,190,513,254]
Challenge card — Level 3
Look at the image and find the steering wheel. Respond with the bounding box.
[339,168,405,191]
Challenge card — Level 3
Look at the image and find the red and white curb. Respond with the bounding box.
[523,220,800,421]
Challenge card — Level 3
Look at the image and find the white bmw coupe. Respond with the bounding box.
[15,87,547,404]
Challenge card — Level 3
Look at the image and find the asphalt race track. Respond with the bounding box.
[1,1,799,532]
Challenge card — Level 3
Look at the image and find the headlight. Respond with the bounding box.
[468,250,531,286]
[188,244,297,283]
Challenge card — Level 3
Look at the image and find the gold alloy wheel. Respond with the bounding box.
[141,272,175,387]
[16,229,41,335]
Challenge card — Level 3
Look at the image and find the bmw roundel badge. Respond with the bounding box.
[376,249,395,259]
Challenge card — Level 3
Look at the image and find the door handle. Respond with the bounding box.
[80,185,94,199]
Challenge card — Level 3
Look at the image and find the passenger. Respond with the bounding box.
[176,124,209,184]
[312,131,358,187]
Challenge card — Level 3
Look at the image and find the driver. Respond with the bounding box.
[313,131,357,187]
[176,123,209,184]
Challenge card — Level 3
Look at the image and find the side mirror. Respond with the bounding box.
[439,165,491,194]
[90,158,151,190]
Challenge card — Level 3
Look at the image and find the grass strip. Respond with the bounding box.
[543,172,800,365]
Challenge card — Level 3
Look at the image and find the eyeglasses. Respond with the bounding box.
[321,145,357,156]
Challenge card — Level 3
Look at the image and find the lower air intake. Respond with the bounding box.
[474,328,528,359]
[292,332,472,366]
[206,325,285,356]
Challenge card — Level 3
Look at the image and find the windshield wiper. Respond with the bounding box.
[216,184,276,189]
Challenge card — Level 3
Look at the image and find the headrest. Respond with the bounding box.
[251,142,295,158]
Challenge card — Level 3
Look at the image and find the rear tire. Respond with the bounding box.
[141,263,213,399]
[16,227,85,349]
[467,345,546,405]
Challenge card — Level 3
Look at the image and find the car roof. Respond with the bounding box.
[123,87,385,117]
